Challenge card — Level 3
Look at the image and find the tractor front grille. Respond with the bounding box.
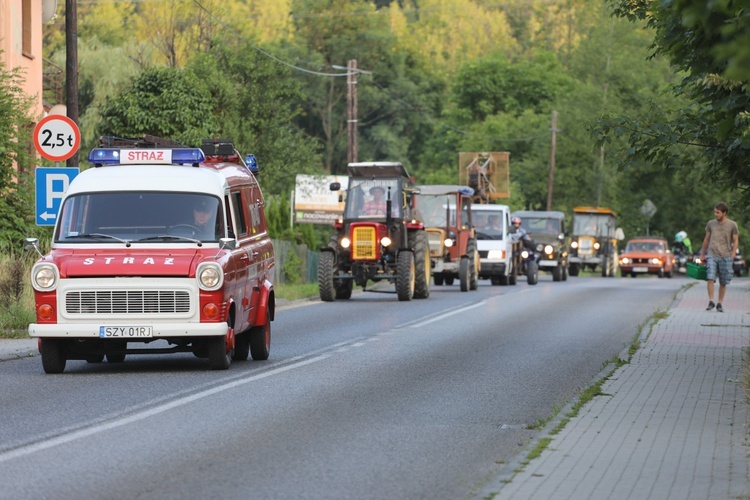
[426,229,444,257]
[352,226,377,259]
[577,236,596,256]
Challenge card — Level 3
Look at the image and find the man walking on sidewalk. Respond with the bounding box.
[699,201,739,312]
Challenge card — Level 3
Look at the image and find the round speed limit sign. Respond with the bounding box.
[33,115,81,162]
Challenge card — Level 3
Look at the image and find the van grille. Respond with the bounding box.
[352,226,377,259]
[65,290,191,315]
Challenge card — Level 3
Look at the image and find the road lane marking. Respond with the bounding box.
[0,354,330,463]
[405,300,487,328]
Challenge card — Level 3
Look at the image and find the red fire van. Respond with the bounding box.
[25,138,275,373]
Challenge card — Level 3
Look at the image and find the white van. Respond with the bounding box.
[471,204,517,285]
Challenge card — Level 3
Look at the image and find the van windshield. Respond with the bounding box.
[472,209,505,240]
[56,192,224,243]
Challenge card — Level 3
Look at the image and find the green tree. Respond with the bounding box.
[98,66,220,146]
[188,41,323,194]
[600,0,750,208]
[0,57,42,248]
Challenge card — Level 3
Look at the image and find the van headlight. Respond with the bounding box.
[197,263,223,290]
[31,263,59,291]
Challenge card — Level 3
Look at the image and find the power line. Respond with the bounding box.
[191,0,550,143]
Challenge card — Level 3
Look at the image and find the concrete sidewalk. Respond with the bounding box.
[478,281,750,499]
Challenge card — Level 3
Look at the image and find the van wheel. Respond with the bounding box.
[106,354,125,363]
[434,274,444,286]
[233,332,250,361]
[207,336,231,370]
[249,311,271,361]
[86,354,104,363]
[41,339,67,374]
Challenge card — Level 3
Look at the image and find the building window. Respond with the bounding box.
[23,0,33,58]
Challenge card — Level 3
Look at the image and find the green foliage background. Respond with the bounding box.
[5,0,742,251]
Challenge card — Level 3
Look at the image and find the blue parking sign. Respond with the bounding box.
[35,167,79,226]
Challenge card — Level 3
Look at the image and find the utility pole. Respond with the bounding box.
[65,0,79,168]
[546,110,558,211]
[346,59,358,164]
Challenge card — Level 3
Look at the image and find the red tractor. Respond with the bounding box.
[415,185,479,291]
[318,162,430,301]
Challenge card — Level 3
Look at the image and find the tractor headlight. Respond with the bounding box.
[31,263,59,291]
[571,241,578,249]
[594,242,601,250]
[341,237,351,249]
[197,263,223,290]
[444,238,454,247]
[381,236,392,247]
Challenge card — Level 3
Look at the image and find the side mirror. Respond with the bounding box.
[23,237,44,258]
[615,228,625,241]
[219,237,238,250]
[330,182,341,191]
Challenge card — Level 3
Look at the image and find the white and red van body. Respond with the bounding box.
[26,143,275,373]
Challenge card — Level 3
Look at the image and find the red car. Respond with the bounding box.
[619,237,675,278]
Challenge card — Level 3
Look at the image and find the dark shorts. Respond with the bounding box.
[706,256,733,285]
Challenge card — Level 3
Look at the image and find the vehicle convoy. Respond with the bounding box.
[511,210,569,282]
[318,162,430,301]
[568,206,624,277]
[618,236,675,278]
[24,137,275,374]
[471,204,518,285]
[415,185,479,291]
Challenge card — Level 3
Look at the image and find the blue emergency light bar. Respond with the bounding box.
[88,148,206,166]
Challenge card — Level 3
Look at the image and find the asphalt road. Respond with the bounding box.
[0,274,685,499]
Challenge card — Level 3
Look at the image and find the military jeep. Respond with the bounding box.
[415,185,479,291]
[511,210,569,282]
[318,162,430,301]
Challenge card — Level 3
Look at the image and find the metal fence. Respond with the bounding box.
[271,239,319,285]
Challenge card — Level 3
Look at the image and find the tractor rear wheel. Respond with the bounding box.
[396,251,415,301]
[467,239,478,290]
[318,251,336,302]
[410,231,431,299]
[459,257,470,292]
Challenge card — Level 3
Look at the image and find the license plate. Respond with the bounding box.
[99,326,153,338]
[539,260,558,266]
[633,266,648,272]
